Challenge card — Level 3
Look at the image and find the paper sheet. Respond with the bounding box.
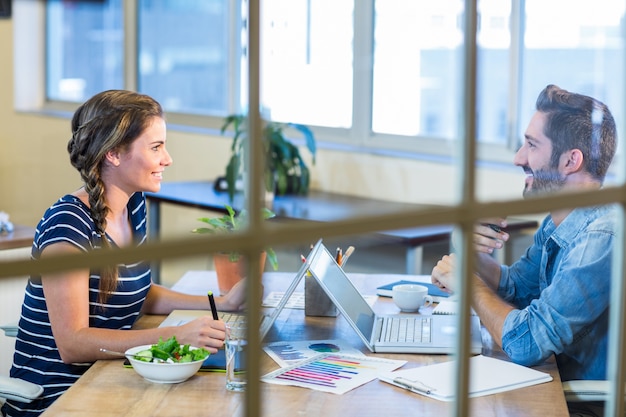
[262,353,406,395]
[264,339,365,367]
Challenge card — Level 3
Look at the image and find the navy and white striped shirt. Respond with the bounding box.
[2,193,151,417]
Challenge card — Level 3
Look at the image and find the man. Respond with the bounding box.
[432,85,617,404]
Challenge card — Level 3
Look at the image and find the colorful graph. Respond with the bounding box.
[308,342,340,353]
[261,353,406,395]
[263,339,365,367]
[275,355,364,388]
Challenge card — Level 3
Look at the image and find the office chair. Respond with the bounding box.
[562,380,610,402]
[0,323,43,408]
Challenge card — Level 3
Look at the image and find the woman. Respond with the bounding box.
[1,90,245,417]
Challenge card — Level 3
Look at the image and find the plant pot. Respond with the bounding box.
[213,252,267,295]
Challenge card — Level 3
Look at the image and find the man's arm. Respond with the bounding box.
[431,254,513,346]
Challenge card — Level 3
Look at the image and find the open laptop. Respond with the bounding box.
[305,240,483,354]
[159,258,308,341]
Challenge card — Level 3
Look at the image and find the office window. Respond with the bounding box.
[46,0,123,101]
[520,0,625,136]
[43,0,626,155]
[9,1,626,415]
[259,0,354,128]
[138,1,232,115]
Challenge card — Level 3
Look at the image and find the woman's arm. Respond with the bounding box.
[141,278,247,315]
[41,243,230,364]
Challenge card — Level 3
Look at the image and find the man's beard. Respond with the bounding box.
[523,168,566,198]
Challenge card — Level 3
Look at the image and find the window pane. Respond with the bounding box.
[476,0,511,144]
[372,0,463,139]
[46,0,123,102]
[259,0,353,127]
[138,0,231,115]
[520,0,625,145]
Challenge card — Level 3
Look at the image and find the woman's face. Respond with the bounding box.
[115,117,172,194]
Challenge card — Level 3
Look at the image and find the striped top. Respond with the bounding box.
[2,193,151,417]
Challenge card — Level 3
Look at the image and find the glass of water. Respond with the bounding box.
[225,321,247,391]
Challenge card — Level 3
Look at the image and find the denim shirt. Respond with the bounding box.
[498,205,616,381]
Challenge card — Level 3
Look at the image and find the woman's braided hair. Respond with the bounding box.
[67,90,163,303]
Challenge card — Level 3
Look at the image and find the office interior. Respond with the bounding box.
[1,2,625,415]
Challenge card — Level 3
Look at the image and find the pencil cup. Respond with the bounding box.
[225,321,247,391]
[304,273,339,317]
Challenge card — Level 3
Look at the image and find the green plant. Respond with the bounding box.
[192,205,279,271]
[221,114,317,202]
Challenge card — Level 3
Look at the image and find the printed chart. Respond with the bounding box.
[261,353,405,394]
[263,339,365,367]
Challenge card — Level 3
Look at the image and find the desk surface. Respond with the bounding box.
[41,272,568,417]
[0,224,35,251]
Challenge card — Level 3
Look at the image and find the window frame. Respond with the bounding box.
[7,1,626,415]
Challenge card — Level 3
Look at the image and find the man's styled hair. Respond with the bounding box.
[535,84,617,183]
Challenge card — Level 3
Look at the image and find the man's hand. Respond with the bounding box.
[431,254,457,294]
[451,217,509,254]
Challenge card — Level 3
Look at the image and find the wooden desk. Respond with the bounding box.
[145,181,538,281]
[40,271,568,417]
[0,224,35,251]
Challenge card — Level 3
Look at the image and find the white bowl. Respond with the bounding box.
[125,344,205,384]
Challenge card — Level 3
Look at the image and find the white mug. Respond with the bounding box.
[392,284,433,312]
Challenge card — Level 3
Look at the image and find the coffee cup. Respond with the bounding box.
[392,284,433,312]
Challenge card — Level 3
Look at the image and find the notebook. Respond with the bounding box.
[379,355,552,401]
[432,299,477,316]
[376,279,450,301]
[305,240,483,354]
[159,257,309,342]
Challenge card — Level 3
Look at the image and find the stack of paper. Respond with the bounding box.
[379,355,553,401]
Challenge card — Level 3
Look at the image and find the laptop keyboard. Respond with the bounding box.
[218,312,270,328]
[380,316,432,343]
[218,312,246,324]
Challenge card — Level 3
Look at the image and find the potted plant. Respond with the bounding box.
[221,114,317,202]
[192,205,278,295]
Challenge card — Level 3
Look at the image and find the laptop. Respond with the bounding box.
[159,258,309,341]
[304,240,483,354]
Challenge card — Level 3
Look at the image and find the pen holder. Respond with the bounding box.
[304,273,338,317]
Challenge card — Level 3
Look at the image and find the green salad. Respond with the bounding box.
[135,336,210,363]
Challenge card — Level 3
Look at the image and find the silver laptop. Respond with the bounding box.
[159,259,308,341]
[305,240,483,354]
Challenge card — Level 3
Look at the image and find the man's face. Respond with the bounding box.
[513,111,566,198]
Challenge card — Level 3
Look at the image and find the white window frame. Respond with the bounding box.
[7,2,626,414]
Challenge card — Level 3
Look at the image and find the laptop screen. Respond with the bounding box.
[307,243,377,343]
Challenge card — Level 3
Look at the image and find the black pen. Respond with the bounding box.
[207,291,219,320]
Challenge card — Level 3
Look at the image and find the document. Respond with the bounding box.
[378,355,553,401]
[262,353,406,395]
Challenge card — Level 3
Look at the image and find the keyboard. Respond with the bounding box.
[380,316,432,343]
[218,312,246,324]
[218,312,270,329]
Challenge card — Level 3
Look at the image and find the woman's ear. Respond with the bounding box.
[104,149,121,167]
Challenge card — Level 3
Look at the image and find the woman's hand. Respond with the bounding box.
[176,316,227,353]
[216,278,250,312]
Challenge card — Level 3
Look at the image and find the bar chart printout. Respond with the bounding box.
[261,353,406,394]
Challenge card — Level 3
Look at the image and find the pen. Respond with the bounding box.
[486,223,502,233]
[393,377,435,395]
[335,247,343,265]
[207,291,219,320]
